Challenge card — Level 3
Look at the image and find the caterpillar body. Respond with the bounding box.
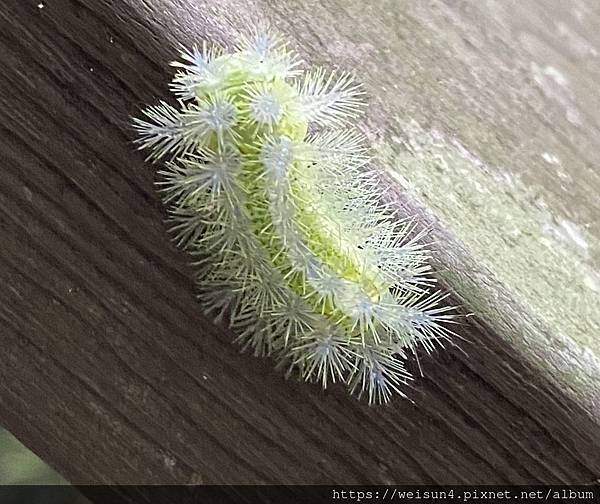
[134,25,455,404]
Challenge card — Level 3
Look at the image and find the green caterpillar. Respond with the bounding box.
[134,25,454,404]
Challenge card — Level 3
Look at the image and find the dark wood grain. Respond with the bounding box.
[0,0,599,488]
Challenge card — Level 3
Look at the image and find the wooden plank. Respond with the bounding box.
[0,0,598,486]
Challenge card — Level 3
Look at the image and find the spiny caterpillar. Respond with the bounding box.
[134,25,455,404]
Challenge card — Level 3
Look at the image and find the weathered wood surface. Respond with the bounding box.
[0,0,599,487]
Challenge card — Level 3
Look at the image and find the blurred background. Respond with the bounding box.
[0,429,64,485]
[0,428,85,503]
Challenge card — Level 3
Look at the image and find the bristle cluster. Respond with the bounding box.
[134,25,455,404]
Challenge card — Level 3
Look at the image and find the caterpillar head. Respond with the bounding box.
[134,24,455,404]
